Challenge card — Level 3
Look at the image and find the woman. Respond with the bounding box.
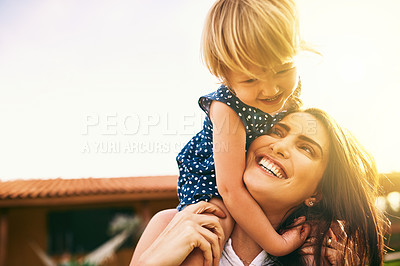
[131,109,387,265]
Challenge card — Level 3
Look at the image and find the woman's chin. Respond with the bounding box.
[244,173,274,204]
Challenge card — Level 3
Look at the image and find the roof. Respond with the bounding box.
[0,175,178,207]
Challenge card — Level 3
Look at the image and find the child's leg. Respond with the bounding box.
[181,198,234,266]
[209,198,234,243]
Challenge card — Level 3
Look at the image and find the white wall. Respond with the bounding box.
[0,0,399,180]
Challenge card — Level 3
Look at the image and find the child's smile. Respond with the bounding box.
[226,64,298,114]
[259,92,283,105]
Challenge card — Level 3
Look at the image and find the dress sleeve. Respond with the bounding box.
[198,86,249,128]
[198,85,288,150]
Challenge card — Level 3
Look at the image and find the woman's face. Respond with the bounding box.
[244,112,330,215]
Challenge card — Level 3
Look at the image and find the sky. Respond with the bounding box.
[0,0,399,181]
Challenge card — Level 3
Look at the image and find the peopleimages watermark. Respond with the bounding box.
[81,140,229,154]
[81,112,228,154]
[81,112,206,136]
[82,141,183,154]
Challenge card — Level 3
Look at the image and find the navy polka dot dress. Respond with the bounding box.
[176,85,286,211]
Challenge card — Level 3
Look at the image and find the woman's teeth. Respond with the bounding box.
[259,158,286,179]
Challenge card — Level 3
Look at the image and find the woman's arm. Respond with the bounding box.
[210,101,308,256]
[130,202,225,266]
[130,209,178,266]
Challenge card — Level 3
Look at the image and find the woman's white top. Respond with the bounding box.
[219,238,277,266]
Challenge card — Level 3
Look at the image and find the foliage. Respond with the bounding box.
[58,260,97,266]
[31,214,142,266]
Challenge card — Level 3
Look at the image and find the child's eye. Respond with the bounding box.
[276,67,294,75]
[273,63,296,75]
[244,78,257,83]
[276,69,289,74]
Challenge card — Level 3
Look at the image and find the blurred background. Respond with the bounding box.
[0,0,399,265]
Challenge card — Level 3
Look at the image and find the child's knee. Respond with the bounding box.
[208,198,234,241]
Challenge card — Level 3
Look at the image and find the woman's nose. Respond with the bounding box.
[270,140,290,158]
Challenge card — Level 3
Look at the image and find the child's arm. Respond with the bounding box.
[210,101,308,256]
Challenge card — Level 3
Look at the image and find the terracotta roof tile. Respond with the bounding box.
[0,176,178,200]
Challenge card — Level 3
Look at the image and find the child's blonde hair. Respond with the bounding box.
[202,0,302,85]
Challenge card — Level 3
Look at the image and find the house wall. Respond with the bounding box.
[6,207,47,266]
[4,198,178,266]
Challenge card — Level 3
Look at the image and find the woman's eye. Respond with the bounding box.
[269,129,283,137]
[300,145,314,155]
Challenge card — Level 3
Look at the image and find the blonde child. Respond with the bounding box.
[134,0,310,264]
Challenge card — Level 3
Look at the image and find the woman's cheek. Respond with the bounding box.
[243,172,251,189]
[243,171,266,198]
[243,172,258,195]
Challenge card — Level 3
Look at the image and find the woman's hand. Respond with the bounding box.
[300,221,347,265]
[137,202,226,266]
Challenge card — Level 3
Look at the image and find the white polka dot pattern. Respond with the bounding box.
[176,86,286,211]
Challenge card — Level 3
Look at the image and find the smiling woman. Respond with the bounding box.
[244,112,329,216]
[270,109,388,265]
[132,108,387,265]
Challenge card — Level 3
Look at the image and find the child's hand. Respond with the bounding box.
[279,216,310,255]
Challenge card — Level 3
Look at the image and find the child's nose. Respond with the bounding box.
[260,81,280,97]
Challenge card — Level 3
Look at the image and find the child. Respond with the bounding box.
[135,0,309,263]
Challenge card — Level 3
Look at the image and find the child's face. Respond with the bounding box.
[226,63,298,114]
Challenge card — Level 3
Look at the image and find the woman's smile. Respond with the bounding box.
[257,154,288,179]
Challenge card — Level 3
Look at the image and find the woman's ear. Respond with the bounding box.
[304,192,322,207]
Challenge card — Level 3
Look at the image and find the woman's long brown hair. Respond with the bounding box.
[277,108,388,265]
